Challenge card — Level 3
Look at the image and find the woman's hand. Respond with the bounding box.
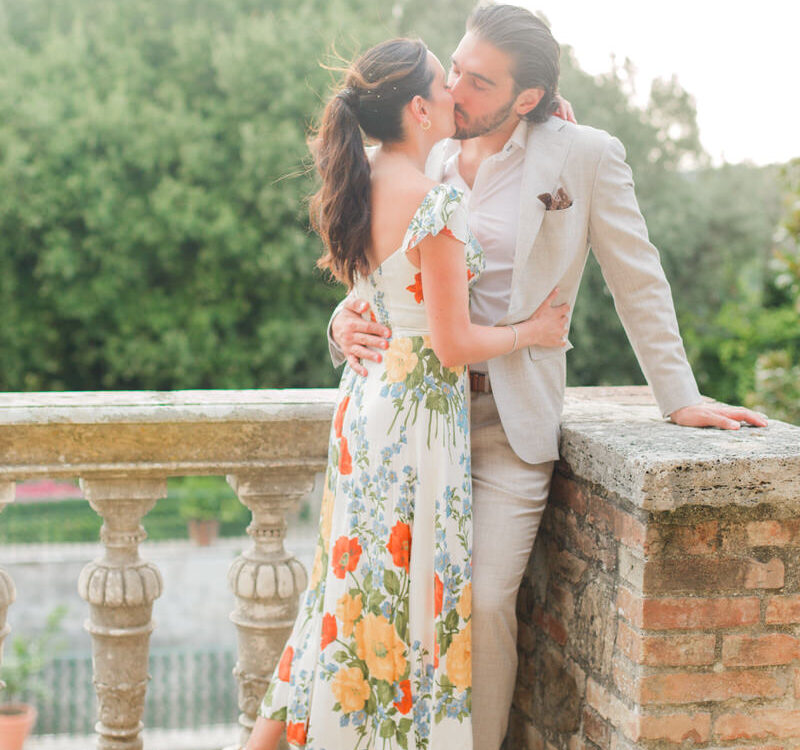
[553,94,576,124]
[516,288,570,349]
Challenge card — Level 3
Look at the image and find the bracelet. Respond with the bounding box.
[508,324,519,353]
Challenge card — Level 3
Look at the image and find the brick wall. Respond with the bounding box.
[506,388,800,750]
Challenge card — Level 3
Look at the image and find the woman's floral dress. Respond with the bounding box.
[259,184,484,749]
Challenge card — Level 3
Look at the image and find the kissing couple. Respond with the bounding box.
[246,5,766,749]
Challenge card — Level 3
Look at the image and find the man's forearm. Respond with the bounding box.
[327,295,352,369]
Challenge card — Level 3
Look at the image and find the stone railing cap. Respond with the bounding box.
[560,387,800,511]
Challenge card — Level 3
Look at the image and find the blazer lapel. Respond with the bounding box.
[510,118,572,286]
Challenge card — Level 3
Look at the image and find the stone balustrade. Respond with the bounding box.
[0,387,798,750]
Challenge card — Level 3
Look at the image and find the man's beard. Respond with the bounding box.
[452,96,517,140]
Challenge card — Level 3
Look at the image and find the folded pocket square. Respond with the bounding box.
[538,187,573,210]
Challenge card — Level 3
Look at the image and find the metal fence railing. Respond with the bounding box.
[33,647,238,736]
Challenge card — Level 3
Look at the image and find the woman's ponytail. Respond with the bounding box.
[309,39,432,288]
[311,90,372,287]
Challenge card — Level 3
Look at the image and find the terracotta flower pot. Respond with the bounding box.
[0,703,37,750]
[187,518,220,546]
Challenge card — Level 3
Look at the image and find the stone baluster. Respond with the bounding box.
[78,478,165,750]
[0,482,15,689]
[225,469,314,750]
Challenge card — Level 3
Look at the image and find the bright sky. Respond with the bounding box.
[520,0,800,166]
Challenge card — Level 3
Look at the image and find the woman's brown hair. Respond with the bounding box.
[310,39,433,287]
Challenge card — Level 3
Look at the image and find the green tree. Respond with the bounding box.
[0,0,472,392]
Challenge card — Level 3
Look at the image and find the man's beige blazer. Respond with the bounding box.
[329,117,701,463]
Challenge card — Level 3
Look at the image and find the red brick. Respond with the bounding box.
[615,509,646,549]
[747,519,800,546]
[612,656,638,701]
[615,619,641,663]
[550,581,575,621]
[648,521,720,556]
[566,512,616,570]
[715,709,800,740]
[548,541,589,583]
[766,594,800,624]
[587,492,616,531]
[551,473,588,514]
[616,586,643,627]
[635,593,759,630]
[636,712,711,743]
[723,633,800,666]
[643,632,716,666]
[532,604,567,646]
[583,705,611,750]
[641,556,783,594]
[640,670,782,705]
[744,558,785,589]
[796,668,800,699]
[586,679,637,740]
[616,619,715,666]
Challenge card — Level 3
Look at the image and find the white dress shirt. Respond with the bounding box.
[442,120,528,372]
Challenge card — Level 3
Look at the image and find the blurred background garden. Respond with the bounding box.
[0,0,797,742]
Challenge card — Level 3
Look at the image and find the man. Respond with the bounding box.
[329,6,767,749]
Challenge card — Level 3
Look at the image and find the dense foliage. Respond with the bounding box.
[0,0,793,423]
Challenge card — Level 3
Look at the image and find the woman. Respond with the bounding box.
[246,38,568,750]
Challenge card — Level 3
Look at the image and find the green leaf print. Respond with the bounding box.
[380,718,397,738]
[377,680,395,705]
[384,569,401,595]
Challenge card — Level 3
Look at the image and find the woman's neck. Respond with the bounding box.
[377,137,430,172]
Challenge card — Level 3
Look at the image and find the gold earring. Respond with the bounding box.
[421,118,431,131]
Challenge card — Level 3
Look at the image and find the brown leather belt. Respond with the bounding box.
[469,370,492,394]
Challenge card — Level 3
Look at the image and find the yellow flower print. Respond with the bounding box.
[456,582,471,620]
[309,543,324,589]
[354,612,407,683]
[336,591,362,638]
[384,337,418,383]
[320,482,335,554]
[422,335,433,350]
[446,620,471,691]
[331,666,371,713]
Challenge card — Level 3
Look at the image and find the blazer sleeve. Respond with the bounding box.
[588,135,702,417]
[326,294,352,368]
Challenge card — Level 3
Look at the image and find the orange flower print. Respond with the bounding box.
[387,521,412,572]
[446,621,471,691]
[321,612,337,650]
[278,645,293,682]
[456,582,472,620]
[332,666,371,713]
[369,310,377,323]
[406,272,424,303]
[434,573,443,617]
[334,396,350,439]
[338,436,352,475]
[354,613,407,683]
[336,591,363,637]
[393,679,413,714]
[434,637,439,668]
[286,721,308,746]
[467,269,476,281]
[440,226,457,240]
[331,536,362,579]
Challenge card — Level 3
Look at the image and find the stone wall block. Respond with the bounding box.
[225,468,316,750]
[78,477,166,750]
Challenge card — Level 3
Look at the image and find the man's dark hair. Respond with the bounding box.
[467,4,560,123]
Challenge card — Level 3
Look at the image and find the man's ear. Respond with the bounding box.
[515,87,545,117]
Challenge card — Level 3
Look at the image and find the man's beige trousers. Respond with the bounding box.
[470,393,554,750]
